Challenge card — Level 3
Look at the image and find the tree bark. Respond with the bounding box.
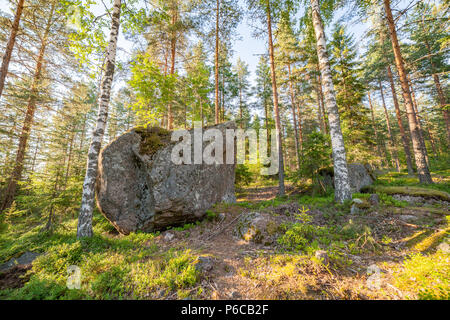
[214,0,220,124]
[1,2,55,211]
[408,75,430,167]
[77,0,122,238]
[266,0,285,195]
[167,5,178,130]
[310,0,351,202]
[287,63,301,169]
[383,0,432,184]
[423,30,449,143]
[0,0,25,99]
[379,79,400,171]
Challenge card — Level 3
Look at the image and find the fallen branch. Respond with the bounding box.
[204,213,244,241]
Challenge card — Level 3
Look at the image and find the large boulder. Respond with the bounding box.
[96,122,237,234]
[347,163,375,193]
[318,163,375,193]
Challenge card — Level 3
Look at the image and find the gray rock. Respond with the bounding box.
[318,163,374,193]
[194,256,214,272]
[163,232,175,241]
[0,251,40,273]
[233,212,279,245]
[369,194,380,206]
[96,122,237,234]
[351,204,362,214]
[347,163,375,192]
[399,215,418,222]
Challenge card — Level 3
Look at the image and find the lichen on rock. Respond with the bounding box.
[96,122,237,234]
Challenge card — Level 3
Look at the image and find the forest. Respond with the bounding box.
[0,0,449,301]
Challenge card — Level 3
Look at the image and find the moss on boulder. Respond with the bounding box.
[134,126,172,156]
[361,185,450,202]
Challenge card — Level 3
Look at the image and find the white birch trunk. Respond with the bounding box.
[77,0,122,238]
[310,0,351,202]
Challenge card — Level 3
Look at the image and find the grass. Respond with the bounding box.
[1,169,449,300]
[392,251,450,300]
[0,210,200,300]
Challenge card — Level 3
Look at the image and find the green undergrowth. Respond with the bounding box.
[0,211,200,300]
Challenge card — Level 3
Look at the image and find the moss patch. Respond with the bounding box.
[135,126,172,156]
[361,186,450,202]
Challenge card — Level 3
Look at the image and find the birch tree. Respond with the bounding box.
[310,0,351,202]
[77,0,122,238]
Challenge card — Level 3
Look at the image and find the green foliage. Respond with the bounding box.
[293,132,331,189]
[235,164,253,187]
[393,252,450,300]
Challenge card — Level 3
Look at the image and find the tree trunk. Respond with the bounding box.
[239,86,243,129]
[318,74,328,134]
[368,91,387,167]
[1,2,55,212]
[214,0,220,124]
[408,75,430,167]
[288,63,301,169]
[383,0,432,184]
[423,33,450,143]
[167,7,177,130]
[266,0,285,196]
[379,79,400,171]
[310,0,351,202]
[386,65,414,174]
[77,0,122,238]
[0,0,25,99]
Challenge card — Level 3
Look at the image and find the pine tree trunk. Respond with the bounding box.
[386,65,414,174]
[379,79,400,171]
[77,0,122,238]
[288,63,301,169]
[423,35,450,143]
[167,7,177,130]
[239,86,243,129]
[408,75,430,167]
[0,0,25,99]
[310,0,351,202]
[383,0,432,184]
[214,0,220,124]
[266,0,285,196]
[1,2,55,212]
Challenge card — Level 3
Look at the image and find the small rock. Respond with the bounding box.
[194,256,214,272]
[230,291,241,299]
[398,215,418,222]
[350,204,362,214]
[0,252,40,273]
[367,264,381,275]
[164,232,175,241]
[315,250,329,265]
[369,194,380,206]
[437,242,450,254]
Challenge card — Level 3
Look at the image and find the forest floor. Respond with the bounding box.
[0,171,449,300]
